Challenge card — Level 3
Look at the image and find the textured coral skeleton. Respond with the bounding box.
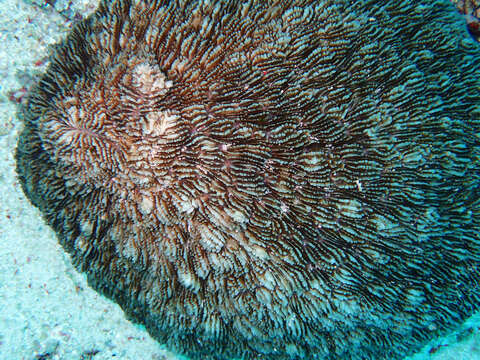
[453,0,480,40]
[16,0,480,359]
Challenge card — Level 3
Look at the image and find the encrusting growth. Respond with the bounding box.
[16,0,480,359]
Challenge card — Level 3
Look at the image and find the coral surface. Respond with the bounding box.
[16,0,480,359]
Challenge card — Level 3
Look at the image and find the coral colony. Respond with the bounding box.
[16,0,480,359]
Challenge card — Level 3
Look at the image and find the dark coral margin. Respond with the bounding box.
[15,0,480,359]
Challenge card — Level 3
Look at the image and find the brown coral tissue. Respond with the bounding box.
[15,0,480,359]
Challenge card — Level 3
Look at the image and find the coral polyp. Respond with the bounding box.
[16,0,480,359]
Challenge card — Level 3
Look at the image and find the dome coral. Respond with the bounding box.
[16,0,480,359]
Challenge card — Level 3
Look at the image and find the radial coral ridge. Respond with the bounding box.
[15,0,480,359]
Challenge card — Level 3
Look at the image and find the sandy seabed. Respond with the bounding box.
[0,1,478,359]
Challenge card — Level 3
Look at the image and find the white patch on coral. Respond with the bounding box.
[142,110,179,137]
[132,62,173,93]
[179,198,197,215]
[231,210,247,225]
[139,194,154,214]
[177,268,200,292]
